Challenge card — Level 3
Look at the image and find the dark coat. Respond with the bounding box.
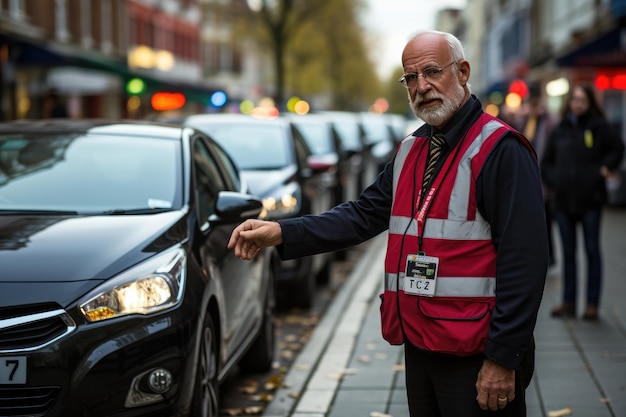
[540,112,624,215]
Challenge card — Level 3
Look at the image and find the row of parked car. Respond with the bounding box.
[185,111,412,310]
[0,111,414,417]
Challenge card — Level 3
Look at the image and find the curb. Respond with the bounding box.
[262,233,387,417]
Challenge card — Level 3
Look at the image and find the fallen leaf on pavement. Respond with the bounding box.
[243,406,264,415]
[326,372,346,381]
[358,355,372,363]
[220,408,243,416]
[238,381,258,395]
[547,406,572,417]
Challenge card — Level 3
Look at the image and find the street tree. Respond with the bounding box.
[239,0,333,107]
[288,0,382,110]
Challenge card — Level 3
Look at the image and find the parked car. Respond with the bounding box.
[0,119,275,417]
[286,114,347,204]
[358,112,397,185]
[316,110,369,198]
[384,113,411,145]
[185,113,335,308]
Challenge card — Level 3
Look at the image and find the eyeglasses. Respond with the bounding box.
[399,61,456,88]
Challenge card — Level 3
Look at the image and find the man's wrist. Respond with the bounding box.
[272,220,284,245]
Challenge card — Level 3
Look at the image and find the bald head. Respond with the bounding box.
[402,30,466,70]
[399,30,471,128]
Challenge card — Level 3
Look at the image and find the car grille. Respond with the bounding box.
[0,386,60,416]
[0,306,76,353]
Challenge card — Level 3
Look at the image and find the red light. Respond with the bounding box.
[595,74,610,90]
[508,79,528,98]
[595,72,626,91]
[612,74,626,90]
[151,92,186,111]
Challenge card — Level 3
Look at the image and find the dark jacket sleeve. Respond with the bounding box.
[276,161,393,260]
[477,134,549,369]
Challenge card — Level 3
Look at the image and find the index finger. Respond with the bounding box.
[227,223,245,249]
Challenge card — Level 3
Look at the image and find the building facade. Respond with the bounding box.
[442,0,626,202]
[0,0,216,120]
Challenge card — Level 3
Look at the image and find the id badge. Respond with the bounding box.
[404,253,439,297]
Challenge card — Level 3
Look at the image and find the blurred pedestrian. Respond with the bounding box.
[541,84,624,320]
[516,83,558,266]
[228,30,548,417]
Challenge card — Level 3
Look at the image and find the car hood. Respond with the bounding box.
[241,167,296,197]
[0,211,187,284]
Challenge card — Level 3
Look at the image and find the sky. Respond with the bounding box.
[362,0,467,80]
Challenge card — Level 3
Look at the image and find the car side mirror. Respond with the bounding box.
[213,191,263,222]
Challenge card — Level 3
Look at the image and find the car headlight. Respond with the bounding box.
[80,248,186,322]
[259,183,301,219]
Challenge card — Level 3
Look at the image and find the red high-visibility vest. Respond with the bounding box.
[380,113,533,356]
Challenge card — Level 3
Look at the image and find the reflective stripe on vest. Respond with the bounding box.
[385,272,495,296]
[388,215,491,239]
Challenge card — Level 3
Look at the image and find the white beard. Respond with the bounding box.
[409,78,466,127]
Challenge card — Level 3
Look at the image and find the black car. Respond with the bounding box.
[185,114,335,308]
[358,112,397,183]
[0,119,275,417]
[286,114,345,204]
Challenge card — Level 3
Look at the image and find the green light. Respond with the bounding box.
[286,96,301,113]
[240,100,255,114]
[126,78,146,95]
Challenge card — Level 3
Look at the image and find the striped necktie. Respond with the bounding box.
[422,133,446,192]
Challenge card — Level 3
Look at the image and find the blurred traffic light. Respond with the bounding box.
[126,78,146,95]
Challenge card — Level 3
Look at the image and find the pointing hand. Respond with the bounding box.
[227,219,283,260]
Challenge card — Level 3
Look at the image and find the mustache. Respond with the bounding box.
[416,93,442,104]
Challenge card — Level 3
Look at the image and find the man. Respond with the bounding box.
[228,30,548,417]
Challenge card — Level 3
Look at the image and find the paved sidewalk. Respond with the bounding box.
[263,207,626,417]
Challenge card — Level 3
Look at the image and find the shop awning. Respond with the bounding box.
[556,26,626,68]
[1,33,216,102]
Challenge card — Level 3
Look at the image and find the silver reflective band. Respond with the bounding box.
[385,273,495,296]
[389,216,492,240]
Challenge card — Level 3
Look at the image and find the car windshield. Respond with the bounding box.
[293,122,333,155]
[192,123,290,170]
[361,117,391,145]
[0,133,181,213]
[331,120,361,150]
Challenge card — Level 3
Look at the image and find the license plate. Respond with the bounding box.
[0,356,27,384]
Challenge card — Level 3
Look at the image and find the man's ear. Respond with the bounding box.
[457,60,470,86]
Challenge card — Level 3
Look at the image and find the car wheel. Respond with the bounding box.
[189,313,219,417]
[238,274,275,373]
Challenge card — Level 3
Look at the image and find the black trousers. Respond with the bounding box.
[403,342,534,417]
